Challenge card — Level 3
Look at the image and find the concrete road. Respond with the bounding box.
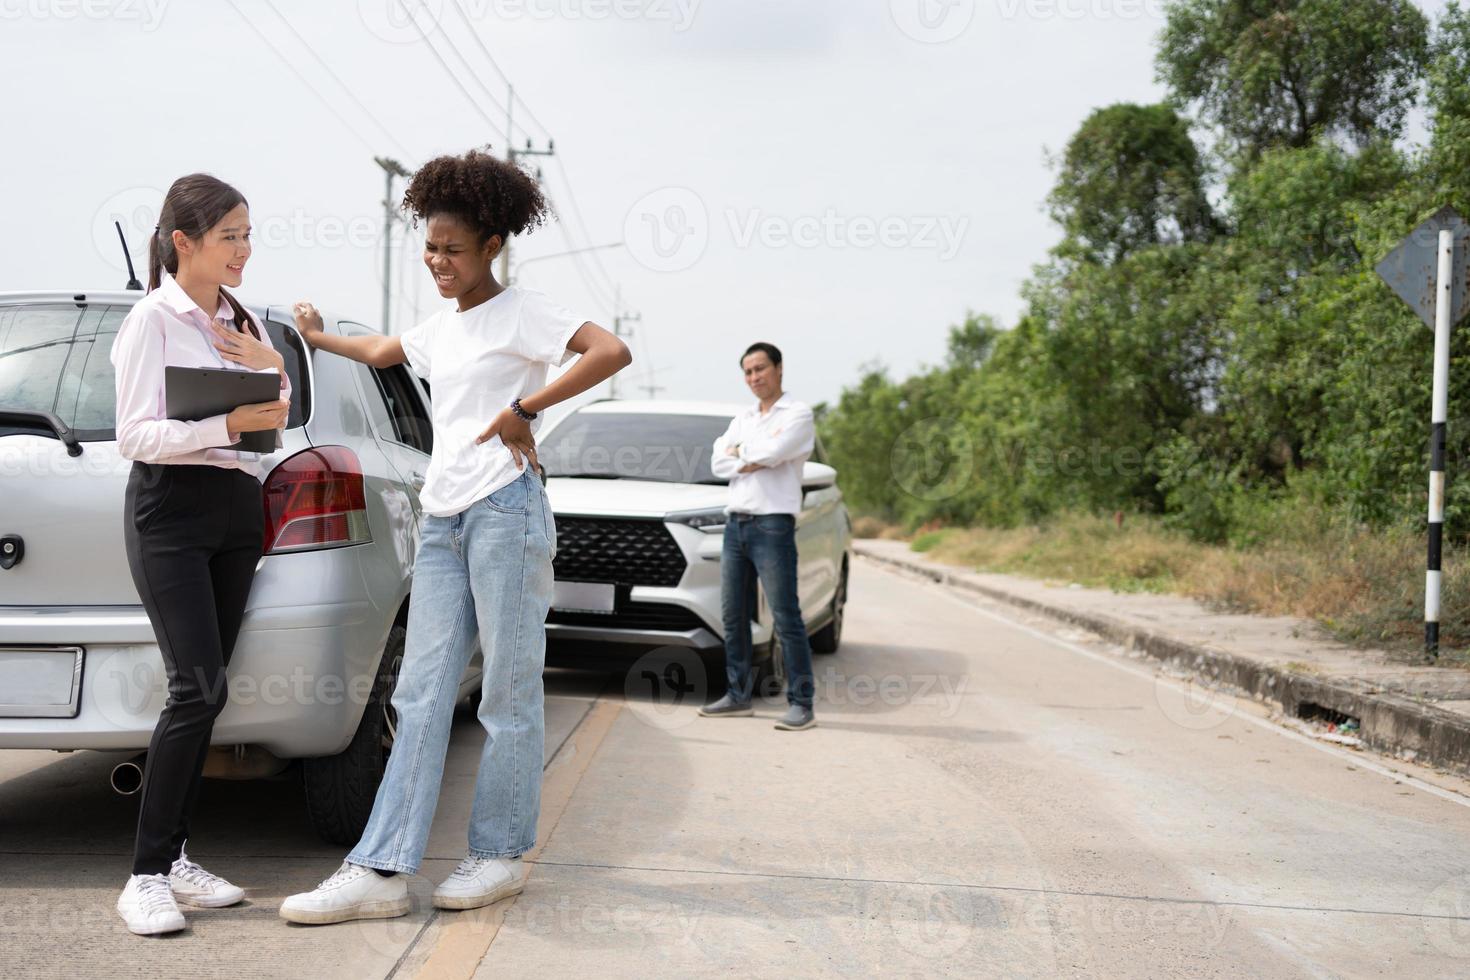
[4,560,1470,978]
[0,672,606,978]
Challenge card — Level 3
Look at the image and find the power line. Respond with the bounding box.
[406,2,510,144]
[549,219,616,313]
[438,0,617,304]
[548,157,621,299]
[260,0,415,158]
[437,0,620,309]
[416,0,653,382]
[226,0,390,156]
[444,0,545,141]
[446,0,555,142]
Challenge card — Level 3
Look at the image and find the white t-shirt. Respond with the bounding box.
[398,287,585,517]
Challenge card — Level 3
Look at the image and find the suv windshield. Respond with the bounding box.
[540,411,734,484]
[0,301,308,441]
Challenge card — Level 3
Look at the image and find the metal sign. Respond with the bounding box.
[1376,206,1470,329]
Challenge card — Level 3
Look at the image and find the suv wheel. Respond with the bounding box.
[811,562,847,654]
[302,624,404,845]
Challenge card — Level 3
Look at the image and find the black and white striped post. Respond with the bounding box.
[1378,207,1470,659]
[1427,228,1455,659]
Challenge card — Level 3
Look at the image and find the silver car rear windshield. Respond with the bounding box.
[0,301,307,442]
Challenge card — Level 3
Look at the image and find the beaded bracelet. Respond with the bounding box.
[510,397,537,421]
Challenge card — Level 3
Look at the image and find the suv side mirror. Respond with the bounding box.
[802,461,836,489]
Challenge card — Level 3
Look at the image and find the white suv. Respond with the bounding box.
[538,399,851,679]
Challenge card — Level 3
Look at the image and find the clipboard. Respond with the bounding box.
[165,366,284,454]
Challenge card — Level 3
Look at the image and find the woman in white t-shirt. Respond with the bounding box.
[280,150,630,925]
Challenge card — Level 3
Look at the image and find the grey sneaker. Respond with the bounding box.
[774,705,816,731]
[699,694,754,717]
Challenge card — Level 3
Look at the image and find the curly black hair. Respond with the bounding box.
[400,148,550,245]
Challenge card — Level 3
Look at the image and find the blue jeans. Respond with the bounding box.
[347,468,555,873]
[721,512,814,708]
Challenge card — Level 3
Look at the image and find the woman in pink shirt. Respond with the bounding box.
[109,173,291,936]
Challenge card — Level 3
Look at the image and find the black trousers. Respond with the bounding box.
[124,462,263,875]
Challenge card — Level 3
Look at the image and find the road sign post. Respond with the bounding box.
[1376,207,1470,658]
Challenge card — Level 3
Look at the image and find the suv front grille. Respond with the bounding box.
[547,601,709,632]
[552,517,687,587]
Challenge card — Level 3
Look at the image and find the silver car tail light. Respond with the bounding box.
[262,446,372,554]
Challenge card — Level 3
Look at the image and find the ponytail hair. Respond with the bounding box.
[147,173,260,340]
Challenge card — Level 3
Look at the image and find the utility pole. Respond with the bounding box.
[501,83,555,285]
[610,283,641,400]
[375,156,410,334]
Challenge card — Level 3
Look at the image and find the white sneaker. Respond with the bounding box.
[170,847,245,908]
[279,862,410,925]
[432,855,524,911]
[117,873,186,936]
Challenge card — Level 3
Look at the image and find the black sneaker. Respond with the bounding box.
[699,694,754,717]
[774,705,816,731]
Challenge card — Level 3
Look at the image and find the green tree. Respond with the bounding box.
[1157,0,1429,158]
[1047,103,1218,265]
[1427,3,1470,204]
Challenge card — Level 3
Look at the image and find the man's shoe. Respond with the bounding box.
[117,873,186,936]
[170,846,245,908]
[433,855,524,910]
[699,694,754,717]
[278,862,410,925]
[774,704,817,731]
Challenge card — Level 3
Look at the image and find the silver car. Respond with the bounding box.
[539,399,852,688]
[0,289,472,843]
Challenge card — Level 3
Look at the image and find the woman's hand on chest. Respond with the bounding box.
[210,319,284,374]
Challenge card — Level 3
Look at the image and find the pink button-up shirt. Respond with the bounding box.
[110,274,291,476]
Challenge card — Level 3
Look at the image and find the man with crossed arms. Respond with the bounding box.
[700,341,817,731]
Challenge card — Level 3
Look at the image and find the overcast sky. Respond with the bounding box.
[0,0,1452,418]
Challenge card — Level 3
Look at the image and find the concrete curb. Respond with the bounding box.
[856,541,1470,777]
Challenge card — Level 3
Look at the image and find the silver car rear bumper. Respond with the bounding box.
[0,547,397,758]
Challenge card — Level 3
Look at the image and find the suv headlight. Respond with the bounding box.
[667,507,727,533]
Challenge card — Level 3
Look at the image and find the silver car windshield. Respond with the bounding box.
[540,412,734,484]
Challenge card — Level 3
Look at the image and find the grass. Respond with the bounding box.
[863,510,1470,663]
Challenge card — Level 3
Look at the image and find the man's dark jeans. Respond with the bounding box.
[721,512,814,707]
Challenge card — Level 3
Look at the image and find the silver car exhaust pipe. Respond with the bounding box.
[110,753,147,796]
[109,744,288,795]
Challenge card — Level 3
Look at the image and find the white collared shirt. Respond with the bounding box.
[110,273,291,476]
[398,286,585,518]
[711,392,815,515]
